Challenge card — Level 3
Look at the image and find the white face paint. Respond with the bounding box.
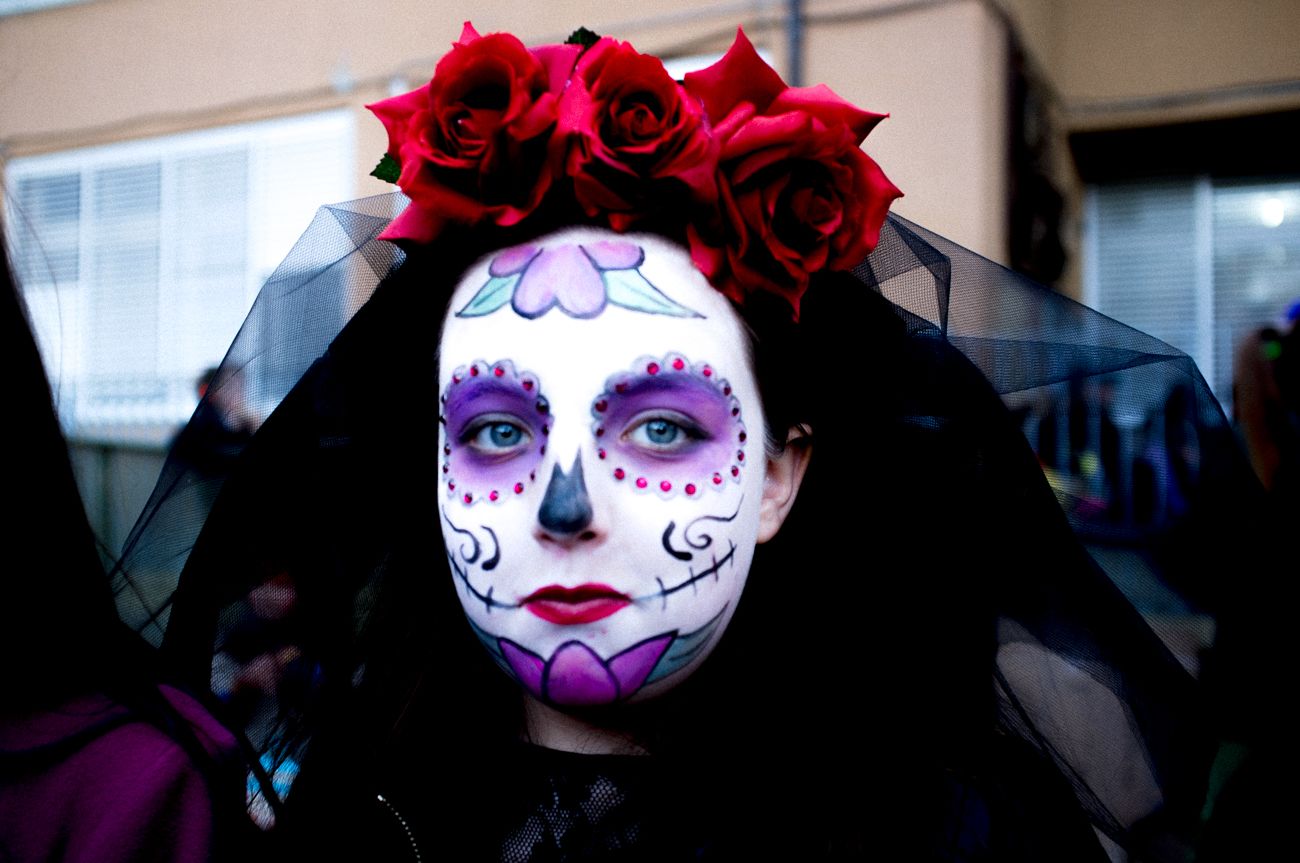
[437,227,766,709]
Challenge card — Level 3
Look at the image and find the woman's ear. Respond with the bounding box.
[757,425,813,543]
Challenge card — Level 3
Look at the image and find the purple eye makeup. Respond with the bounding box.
[592,353,747,498]
[440,359,549,505]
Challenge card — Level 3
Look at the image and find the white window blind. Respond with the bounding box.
[1086,177,1300,407]
[6,110,355,438]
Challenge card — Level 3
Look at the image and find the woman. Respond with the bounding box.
[118,25,1235,861]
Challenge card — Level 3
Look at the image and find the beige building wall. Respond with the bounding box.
[1,0,1020,260]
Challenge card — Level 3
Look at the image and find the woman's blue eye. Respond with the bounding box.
[626,415,707,453]
[643,419,680,445]
[463,420,531,453]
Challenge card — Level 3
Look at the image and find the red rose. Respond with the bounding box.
[558,38,716,231]
[368,23,581,244]
[684,30,901,317]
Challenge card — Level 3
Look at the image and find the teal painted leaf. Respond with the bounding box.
[645,606,726,685]
[604,270,703,318]
[457,275,516,317]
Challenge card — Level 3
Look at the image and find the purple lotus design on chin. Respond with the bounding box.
[501,635,673,707]
[466,608,727,708]
[456,241,703,320]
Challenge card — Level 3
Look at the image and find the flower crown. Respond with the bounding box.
[368,24,901,318]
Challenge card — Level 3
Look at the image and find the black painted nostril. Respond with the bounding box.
[538,457,594,535]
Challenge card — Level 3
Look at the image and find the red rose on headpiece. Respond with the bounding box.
[368,23,581,243]
[559,38,716,231]
[684,30,902,317]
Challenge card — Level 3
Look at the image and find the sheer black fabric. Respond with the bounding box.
[112,193,1266,858]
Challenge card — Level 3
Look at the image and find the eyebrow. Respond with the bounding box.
[442,379,542,428]
[607,373,727,402]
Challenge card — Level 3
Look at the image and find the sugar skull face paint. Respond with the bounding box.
[438,227,768,710]
[440,360,549,505]
[593,354,747,498]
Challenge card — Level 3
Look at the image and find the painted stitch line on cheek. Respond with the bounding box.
[440,359,549,506]
[593,353,747,499]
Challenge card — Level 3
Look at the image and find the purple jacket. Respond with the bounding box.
[0,686,240,862]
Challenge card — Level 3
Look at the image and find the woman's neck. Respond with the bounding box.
[521,695,651,756]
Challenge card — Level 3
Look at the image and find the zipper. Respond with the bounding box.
[376,793,423,862]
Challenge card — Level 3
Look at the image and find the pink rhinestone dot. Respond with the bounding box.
[635,477,648,489]
[738,431,747,442]
[660,480,672,492]
[463,493,472,503]
[647,362,660,375]
[594,400,608,413]
[702,366,712,377]
[493,366,505,377]
[685,483,697,495]
[598,449,607,460]
[672,358,685,371]
[712,473,723,485]
[731,466,740,477]
[522,380,534,391]
[614,468,626,480]
[723,385,731,396]
[489,490,499,501]
[514,482,525,494]
[470,366,479,377]
[737,451,745,462]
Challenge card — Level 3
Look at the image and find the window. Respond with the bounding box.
[1085,177,1300,410]
[6,110,355,438]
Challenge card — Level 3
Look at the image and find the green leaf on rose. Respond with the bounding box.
[565,27,600,49]
[371,153,400,184]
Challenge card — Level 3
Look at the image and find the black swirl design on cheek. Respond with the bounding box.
[441,507,511,613]
[661,496,744,561]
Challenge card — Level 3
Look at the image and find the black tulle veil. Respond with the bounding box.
[112,192,1253,859]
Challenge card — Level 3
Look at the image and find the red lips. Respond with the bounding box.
[521,583,631,624]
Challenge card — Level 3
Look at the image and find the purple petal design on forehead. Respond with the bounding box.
[489,244,541,276]
[457,241,703,319]
[514,245,606,318]
[583,240,643,270]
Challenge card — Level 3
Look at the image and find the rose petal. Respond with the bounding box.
[544,641,620,706]
[457,21,482,45]
[366,87,431,156]
[533,42,583,94]
[768,84,887,141]
[683,28,786,123]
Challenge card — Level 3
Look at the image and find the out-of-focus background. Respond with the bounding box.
[2,0,1298,558]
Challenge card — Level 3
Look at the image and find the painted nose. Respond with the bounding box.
[537,456,596,541]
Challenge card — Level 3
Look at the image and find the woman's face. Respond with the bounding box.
[438,228,790,710]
